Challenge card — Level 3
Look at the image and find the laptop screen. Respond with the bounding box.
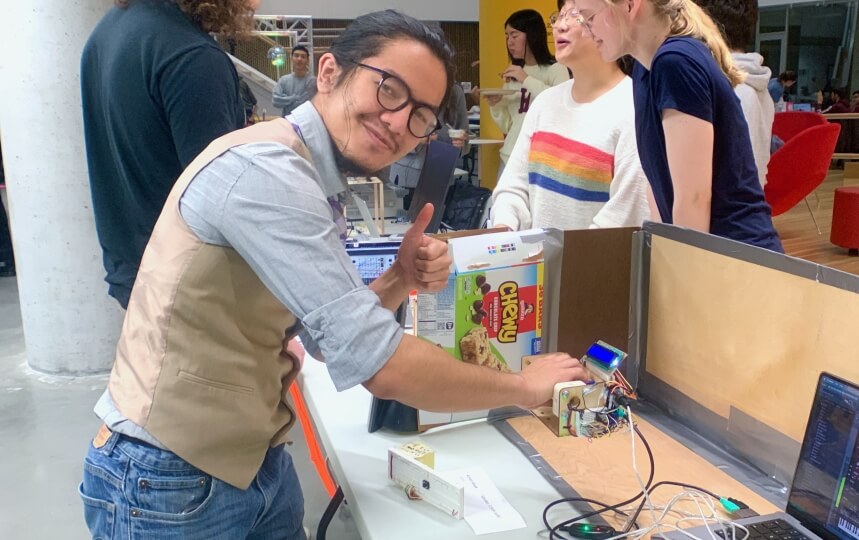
[787,373,859,540]
[345,239,401,286]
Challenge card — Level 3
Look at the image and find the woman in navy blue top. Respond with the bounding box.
[572,0,783,252]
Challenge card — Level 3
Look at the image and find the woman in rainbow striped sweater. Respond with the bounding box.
[489,0,654,231]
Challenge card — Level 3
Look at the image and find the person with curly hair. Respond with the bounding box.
[81,0,256,309]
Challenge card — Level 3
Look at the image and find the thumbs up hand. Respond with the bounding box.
[395,203,451,292]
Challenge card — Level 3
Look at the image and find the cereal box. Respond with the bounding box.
[413,229,544,374]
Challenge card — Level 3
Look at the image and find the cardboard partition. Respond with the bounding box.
[554,227,639,360]
[634,223,859,484]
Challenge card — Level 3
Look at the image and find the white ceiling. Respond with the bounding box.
[256,0,479,22]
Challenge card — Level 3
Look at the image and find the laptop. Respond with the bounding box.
[345,238,402,286]
[665,372,859,540]
[407,140,461,234]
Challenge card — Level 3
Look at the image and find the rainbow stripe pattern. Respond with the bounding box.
[527,131,613,203]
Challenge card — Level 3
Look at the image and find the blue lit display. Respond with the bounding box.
[586,342,621,369]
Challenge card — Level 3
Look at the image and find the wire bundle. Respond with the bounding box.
[543,406,751,540]
[565,371,638,439]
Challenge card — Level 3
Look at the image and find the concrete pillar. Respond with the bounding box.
[0,0,123,375]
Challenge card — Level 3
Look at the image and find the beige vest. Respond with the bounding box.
[109,119,312,489]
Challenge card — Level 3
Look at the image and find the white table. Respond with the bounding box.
[298,358,565,539]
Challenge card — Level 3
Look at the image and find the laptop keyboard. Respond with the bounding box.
[713,519,811,540]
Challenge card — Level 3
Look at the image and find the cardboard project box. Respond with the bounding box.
[410,227,640,430]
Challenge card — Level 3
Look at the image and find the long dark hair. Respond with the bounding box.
[328,10,455,109]
[505,9,555,65]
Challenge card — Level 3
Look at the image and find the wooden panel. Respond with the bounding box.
[646,234,859,442]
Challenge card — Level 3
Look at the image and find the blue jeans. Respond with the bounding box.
[79,430,306,539]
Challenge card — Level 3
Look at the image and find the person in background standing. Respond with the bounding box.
[696,0,774,188]
[490,0,652,232]
[273,45,317,117]
[81,0,252,309]
[476,9,570,174]
[574,0,783,251]
[768,70,797,104]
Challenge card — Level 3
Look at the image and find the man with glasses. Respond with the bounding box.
[81,11,585,539]
[385,22,472,216]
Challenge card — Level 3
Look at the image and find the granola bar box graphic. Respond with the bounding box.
[412,229,544,374]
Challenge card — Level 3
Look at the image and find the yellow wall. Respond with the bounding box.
[478,0,558,189]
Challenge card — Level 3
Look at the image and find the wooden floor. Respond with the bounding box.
[773,169,859,276]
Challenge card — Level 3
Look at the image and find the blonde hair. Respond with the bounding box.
[611,0,745,87]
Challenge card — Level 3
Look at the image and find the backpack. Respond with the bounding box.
[441,179,492,231]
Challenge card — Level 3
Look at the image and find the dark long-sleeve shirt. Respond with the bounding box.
[81,0,244,307]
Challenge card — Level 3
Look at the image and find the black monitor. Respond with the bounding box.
[787,372,859,540]
[407,140,460,234]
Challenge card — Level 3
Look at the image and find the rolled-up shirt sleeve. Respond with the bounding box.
[180,142,403,391]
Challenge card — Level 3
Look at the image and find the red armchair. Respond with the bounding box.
[765,122,841,233]
[772,112,828,143]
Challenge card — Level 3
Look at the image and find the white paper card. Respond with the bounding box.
[443,467,526,535]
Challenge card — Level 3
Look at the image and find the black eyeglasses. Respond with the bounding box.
[352,62,441,138]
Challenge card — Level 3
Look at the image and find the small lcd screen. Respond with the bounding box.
[586,342,621,369]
